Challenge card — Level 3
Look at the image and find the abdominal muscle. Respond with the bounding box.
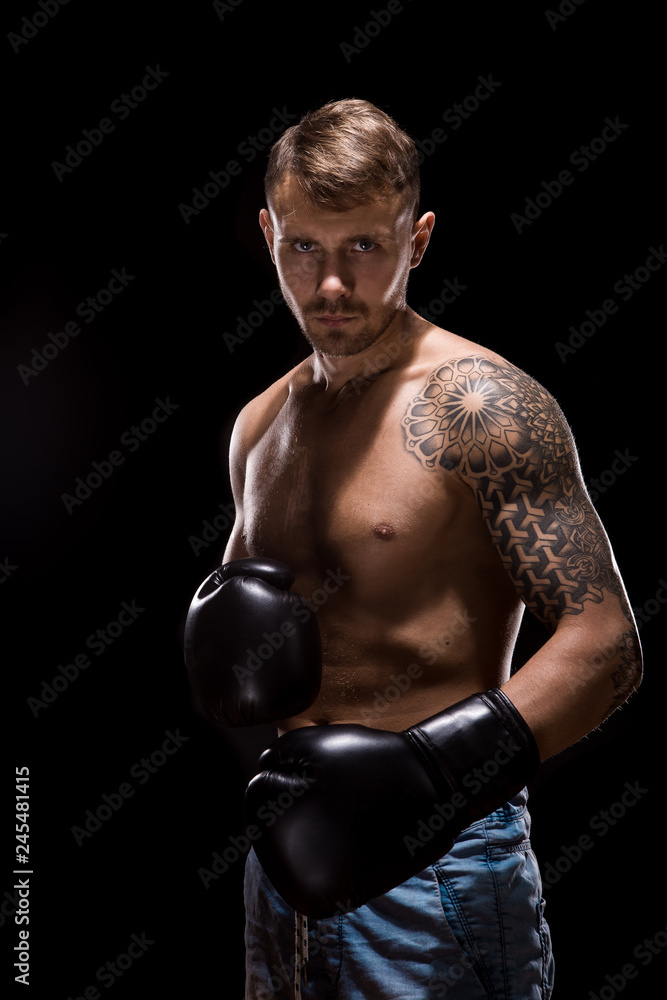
[276,564,524,736]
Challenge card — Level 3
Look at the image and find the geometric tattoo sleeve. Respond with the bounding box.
[402,355,641,708]
[402,356,626,629]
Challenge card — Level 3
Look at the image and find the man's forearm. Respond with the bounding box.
[502,606,642,761]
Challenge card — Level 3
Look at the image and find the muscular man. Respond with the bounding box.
[187,99,642,999]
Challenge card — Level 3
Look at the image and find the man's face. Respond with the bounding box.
[259,175,433,358]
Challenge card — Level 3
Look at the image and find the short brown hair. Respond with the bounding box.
[264,98,420,219]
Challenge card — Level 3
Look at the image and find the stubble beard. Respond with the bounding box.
[296,301,403,358]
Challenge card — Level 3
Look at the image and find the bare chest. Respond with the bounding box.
[242,378,466,575]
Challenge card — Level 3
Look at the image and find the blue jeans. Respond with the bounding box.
[244,789,554,999]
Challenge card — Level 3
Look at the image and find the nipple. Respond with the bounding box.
[373,523,396,541]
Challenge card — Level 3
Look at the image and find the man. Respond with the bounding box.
[185,99,641,998]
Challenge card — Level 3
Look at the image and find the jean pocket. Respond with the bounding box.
[434,868,496,998]
[487,839,533,860]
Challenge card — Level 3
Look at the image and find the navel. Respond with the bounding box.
[373,523,397,541]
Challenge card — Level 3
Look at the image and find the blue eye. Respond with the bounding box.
[289,238,377,254]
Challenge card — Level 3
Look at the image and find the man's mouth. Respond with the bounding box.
[313,312,357,329]
[315,315,356,327]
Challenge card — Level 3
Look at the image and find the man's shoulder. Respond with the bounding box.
[413,326,553,401]
[413,322,499,365]
[405,328,573,482]
[231,358,311,453]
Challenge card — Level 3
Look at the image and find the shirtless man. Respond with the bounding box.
[184,99,642,999]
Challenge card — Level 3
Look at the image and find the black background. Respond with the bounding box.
[3,1,664,997]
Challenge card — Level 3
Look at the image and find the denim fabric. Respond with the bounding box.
[244,789,554,1000]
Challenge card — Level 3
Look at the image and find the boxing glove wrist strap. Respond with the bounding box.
[404,688,539,824]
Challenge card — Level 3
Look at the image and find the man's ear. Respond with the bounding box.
[259,208,276,263]
[410,211,435,268]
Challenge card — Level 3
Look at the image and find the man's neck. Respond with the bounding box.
[309,307,424,394]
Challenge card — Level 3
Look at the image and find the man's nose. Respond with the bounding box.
[316,254,353,300]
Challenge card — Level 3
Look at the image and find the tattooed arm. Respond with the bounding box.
[403,355,642,760]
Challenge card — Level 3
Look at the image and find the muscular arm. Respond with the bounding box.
[222,407,251,563]
[403,355,642,760]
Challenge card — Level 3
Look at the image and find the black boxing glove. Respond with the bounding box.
[244,688,539,917]
[184,557,322,727]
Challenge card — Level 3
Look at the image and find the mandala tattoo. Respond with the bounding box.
[402,356,626,630]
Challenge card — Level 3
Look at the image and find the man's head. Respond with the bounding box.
[264,98,421,223]
[259,99,434,359]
